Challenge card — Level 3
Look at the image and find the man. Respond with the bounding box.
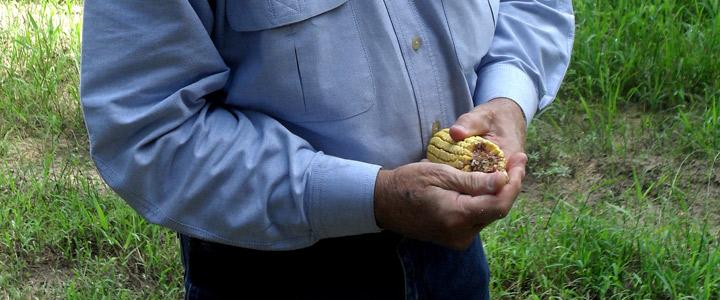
[81,0,573,298]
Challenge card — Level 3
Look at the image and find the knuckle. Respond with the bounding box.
[486,109,497,121]
[442,213,470,233]
[470,173,489,191]
[457,113,474,124]
[425,163,447,177]
[435,163,454,175]
[441,217,460,232]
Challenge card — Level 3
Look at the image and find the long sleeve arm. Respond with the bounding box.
[474,0,575,125]
[80,0,381,251]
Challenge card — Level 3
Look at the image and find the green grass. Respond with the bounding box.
[1,0,719,298]
[484,108,720,298]
[0,2,181,298]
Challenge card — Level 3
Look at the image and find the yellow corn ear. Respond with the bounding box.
[427,128,506,173]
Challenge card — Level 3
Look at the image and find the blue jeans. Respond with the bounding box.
[180,232,490,299]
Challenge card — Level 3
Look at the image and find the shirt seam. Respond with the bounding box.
[396,19,427,146]
[349,0,378,108]
[382,0,426,147]
[438,0,466,81]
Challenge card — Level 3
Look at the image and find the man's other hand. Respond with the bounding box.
[449,97,527,158]
[373,153,527,250]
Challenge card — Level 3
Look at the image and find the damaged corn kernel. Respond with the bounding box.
[427,128,506,173]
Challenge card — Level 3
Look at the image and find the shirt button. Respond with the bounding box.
[411,36,422,51]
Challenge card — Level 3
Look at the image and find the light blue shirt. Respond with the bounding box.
[80,0,574,250]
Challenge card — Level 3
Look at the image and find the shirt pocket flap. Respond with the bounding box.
[226,0,349,31]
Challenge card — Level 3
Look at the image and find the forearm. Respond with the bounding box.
[81,0,382,250]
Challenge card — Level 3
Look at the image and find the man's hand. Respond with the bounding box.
[449,98,527,157]
[374,153,527,250]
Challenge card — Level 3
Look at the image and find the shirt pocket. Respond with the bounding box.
[442,0,498,77]
[225,0,375,123]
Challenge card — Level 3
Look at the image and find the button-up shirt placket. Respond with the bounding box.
[383,0,448,148]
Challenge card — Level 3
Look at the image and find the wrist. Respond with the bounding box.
[490,98,527,135]
[373,169,394,229]
[489,97,526,123]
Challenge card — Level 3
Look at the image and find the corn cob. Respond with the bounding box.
[427,128,506,173]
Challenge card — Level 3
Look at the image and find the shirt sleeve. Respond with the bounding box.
[473,0,575,126]
[80,0,381,251]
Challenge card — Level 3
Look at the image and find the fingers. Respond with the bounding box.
[461,152,527,223]
[487,152,527,210]
[449,109,495,141]
[498,152,527,199]
[455,171,507,196]
[388,158,526,251]
[433,165,508,196]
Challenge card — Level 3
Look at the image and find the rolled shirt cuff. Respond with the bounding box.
[474,64,539,127]
[306,153,383,240]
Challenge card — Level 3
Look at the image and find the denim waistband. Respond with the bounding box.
[179,231,405,299]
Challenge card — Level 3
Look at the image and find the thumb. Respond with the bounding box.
[450,110,495,141]
[444,169,508,196]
